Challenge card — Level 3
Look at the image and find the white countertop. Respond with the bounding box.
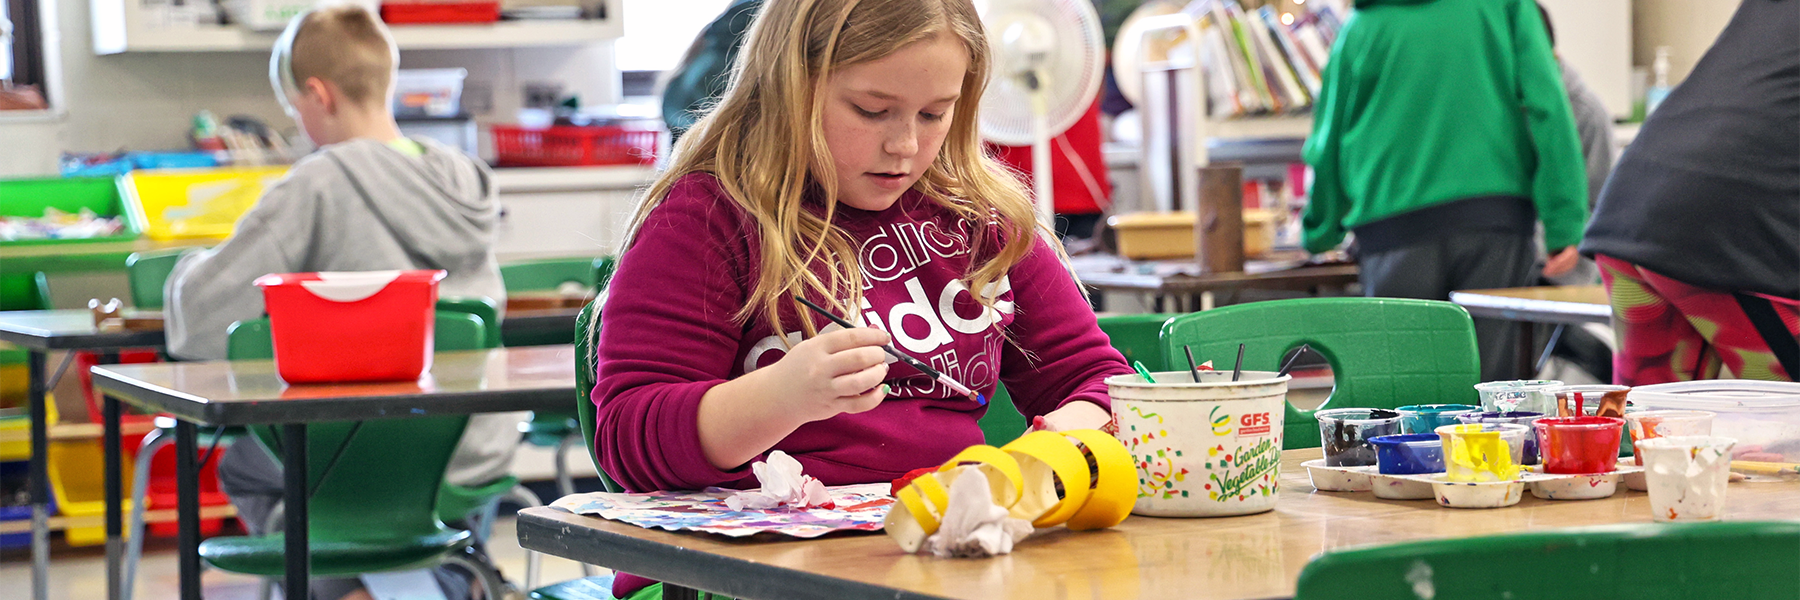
[492,165,659,193]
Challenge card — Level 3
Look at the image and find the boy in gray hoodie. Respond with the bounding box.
[164,6,519,599]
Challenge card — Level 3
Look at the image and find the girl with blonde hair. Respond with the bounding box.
[594,0,1130,589]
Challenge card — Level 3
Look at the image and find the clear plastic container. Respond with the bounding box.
[1628,380,1800,463]
[393,68,468,118]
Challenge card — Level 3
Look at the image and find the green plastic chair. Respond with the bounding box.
[124,249,194,309]
[1099,313,1182,372]
[1162,298,1480,450]
[573,299,622,494]
[0,271,52,310]
[1295,521,1800,600]
[592,257,617,293]
[501,258,603,292]
[438,296,502,350]
[205,312,508,597]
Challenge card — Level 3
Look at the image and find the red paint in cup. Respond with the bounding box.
[1533,416,1625,474]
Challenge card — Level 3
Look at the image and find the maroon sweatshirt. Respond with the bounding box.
[591,172,1132,494]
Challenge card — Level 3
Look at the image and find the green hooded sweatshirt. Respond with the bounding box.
[1301,0,1588,254]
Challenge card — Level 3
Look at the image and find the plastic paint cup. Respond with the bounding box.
[1534,416,1626,475]
[1396,404,1480,435]
[1474,380,1563,415]
[1549,384,1631,417]
[1457,411,1547,465]
[1638,435,1738,522]
[1315,408,1404,467]
[1624,410,1715,466]
[1370,434,1445,475]
[1435,423,1528,482]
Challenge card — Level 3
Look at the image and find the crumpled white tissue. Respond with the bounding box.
[724,451,835,511]
[921,466,1034,558]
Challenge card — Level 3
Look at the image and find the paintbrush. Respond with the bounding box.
[794,296,985,404]
[1276,344,1310,378]
[1731,461,1800,477]
[1183,345,1202,383]
[1231,343,1245,382]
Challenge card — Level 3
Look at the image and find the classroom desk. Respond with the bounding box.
[1449,285,1611,378]
[1071,253,1359,312]
[516,447,1800,600]
[0,309,168,600]
[90,345,579,600]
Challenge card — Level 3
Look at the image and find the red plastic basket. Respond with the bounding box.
[380,1,501,24]
[491,125,660,167]
[255,270,444,384]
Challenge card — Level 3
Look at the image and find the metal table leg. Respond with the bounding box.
[281,423,310,600]
[176,421,201,600]
[105,393,124,600]
[28,350,49,600]
[1517,321,1536,380]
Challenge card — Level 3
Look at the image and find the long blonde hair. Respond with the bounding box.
[624,0,1049,339]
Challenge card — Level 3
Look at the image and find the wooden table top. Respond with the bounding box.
[91,345,577,426]
[0,309,167,350]
[518,448,1800,600]
[1449,285,1611,325]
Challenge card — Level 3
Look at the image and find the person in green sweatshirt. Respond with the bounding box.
[1301,0,1589,382]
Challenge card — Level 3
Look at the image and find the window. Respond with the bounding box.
[1,0,49,110]
[615,0,734,73]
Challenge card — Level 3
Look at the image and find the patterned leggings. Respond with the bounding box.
[1598,255,1800,385]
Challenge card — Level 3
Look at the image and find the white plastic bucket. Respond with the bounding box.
[1108,370,1290,517]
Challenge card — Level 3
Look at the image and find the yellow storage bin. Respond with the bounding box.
[124,166,289,241]
[0,414,27,463]
[1107,209,1277,260]
[47,435,134,546]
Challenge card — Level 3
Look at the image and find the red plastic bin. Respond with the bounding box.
[380,1,501,24]
[255,270,445,384]
[491,125,660,167]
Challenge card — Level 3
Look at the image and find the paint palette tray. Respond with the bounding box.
[1524,465,1645,500]
[1302,459,1376,492]
[1371,472,1436,500]
[1416,476,1528,508]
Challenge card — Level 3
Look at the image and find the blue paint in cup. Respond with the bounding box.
[1371,433,1445,475]
[1396,404,1480,434]
[1457,411,1547,465]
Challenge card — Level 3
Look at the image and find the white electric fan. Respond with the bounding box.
[975,0,1107,227]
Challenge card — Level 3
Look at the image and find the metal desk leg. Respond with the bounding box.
[176,421,201,600]
[28,350,49,600]
[105,394,124,600]
[282,423,310,600]
[1517,321,1536,380]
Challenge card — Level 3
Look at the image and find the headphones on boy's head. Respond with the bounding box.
[270,11,305,118]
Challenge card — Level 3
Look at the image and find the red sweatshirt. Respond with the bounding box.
[591,172,1132,493]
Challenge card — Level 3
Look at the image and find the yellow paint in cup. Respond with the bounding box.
[1435,424,1526,482]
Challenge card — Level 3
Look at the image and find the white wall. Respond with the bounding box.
[0,0,619,177]
[1633,0,1739,85]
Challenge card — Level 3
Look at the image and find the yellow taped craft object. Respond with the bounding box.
[884,445,1022,553]
[1002,431,1093,527]
[1059,429,1137,530]
[884,430,1137,553]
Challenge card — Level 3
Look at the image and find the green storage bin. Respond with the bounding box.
[0,176,141,247]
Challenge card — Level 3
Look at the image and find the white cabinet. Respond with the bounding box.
[491,166,653,261]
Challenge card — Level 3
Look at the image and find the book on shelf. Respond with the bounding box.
[1186,1,1338,120]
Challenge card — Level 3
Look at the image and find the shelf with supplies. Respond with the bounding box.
[91,0,623,54]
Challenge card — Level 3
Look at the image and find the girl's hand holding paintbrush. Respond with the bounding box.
[696,327,891,470]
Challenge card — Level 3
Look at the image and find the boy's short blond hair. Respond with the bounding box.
[290,5,398,108]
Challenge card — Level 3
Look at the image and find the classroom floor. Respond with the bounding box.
[0,444,607,600]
